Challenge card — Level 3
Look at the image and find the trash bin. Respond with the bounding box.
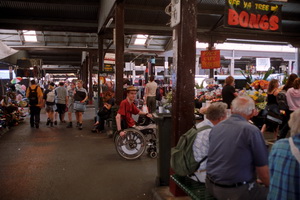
[153,112,172,186]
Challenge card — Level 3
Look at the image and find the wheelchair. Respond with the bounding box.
[114,116,157,160]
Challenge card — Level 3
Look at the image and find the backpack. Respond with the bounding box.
[171,125,212,176]
[277,91,289,111]
[156,88,162,101]
[46,90,55,103]
[28,86,39,106]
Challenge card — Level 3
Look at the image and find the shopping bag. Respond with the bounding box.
[74,101,86,112]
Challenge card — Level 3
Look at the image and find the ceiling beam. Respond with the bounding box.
[1,0,99,6]
[0,19,97,28]
[97,0,117,33]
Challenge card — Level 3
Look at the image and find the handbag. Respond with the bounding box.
[74,101,86,112]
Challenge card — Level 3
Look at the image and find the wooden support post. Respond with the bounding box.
[297,48,300,76]
[208,43,214,78]
[170,0,197,196]
[115,1,125,105]
[98,34,104,108]
[88,52,93,102]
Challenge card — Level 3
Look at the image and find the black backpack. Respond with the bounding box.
[28,86,39,106]
[277,91,289,111]
[156,88,162,101]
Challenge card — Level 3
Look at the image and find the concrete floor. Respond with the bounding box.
[0,108,158,200]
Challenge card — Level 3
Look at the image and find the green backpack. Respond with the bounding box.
[170,125,212,176]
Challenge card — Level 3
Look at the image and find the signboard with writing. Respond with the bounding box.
[225,0,282,32]
[256,58,270,71]
[200,50,221,69]
[101,64,114,73]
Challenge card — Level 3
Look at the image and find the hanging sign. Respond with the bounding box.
[200,50,220,69]
[103,64,114,73]
[224,0,282,32]
[256,58,270,71]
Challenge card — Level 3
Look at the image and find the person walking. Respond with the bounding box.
[66,82,76,128]
[26,80,43,128]
[144,76,158,113]
[73,80,88,130]
[43,82,56,127]
[54,82,68,124]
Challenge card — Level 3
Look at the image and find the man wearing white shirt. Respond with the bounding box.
[192,102,227,182]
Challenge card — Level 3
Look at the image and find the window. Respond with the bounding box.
[134,34,148,45]
[23,30,37,42]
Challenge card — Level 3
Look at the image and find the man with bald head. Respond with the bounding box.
[206,95,269,200]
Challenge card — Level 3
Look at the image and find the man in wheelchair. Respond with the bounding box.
[116,86,154,137]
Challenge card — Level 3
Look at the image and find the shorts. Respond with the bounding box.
[45,104,56,112]
[68,103,74,113]
[56,103,66,114]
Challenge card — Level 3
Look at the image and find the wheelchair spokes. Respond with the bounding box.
[115,128,146,160]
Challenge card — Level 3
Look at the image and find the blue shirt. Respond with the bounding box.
[268,135,300,200]
[206,114,268,184]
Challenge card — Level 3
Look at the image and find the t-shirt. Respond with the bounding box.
[74,87,88,102]
[117,99,140,128]
[145,81,158,97]
[222,84,236,109]
[206,114,268,184]
[55,86,68,104]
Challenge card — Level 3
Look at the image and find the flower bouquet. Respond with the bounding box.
[247,90,267,110]
[250,80,269,90]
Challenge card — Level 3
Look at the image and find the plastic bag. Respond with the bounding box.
[142,105,148,113]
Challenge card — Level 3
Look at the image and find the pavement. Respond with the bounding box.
[0,107,189,200]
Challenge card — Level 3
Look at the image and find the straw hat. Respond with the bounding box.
[126,86,138,91]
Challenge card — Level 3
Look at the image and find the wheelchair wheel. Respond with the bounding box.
[149,151,157,158]
[115,128,146,160]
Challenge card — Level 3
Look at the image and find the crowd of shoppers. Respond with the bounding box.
[26,79,88,130]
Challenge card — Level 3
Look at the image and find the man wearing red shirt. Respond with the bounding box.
[116,86,151,136]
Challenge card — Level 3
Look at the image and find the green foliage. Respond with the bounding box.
[262,68,274,80]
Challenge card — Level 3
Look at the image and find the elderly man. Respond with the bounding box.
[206,95,269,200]
[192,102,228,183]
[268,108,300,200]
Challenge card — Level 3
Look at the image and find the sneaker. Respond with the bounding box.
[78,123,83,130]
[54,121,57,125]
[46,118,50,126]
[66,122,72,128]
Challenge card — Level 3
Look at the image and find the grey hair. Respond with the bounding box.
[231,95,255,116]
[206,102,228,121]
[288,109,300,136]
